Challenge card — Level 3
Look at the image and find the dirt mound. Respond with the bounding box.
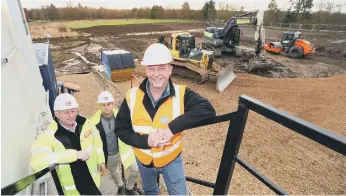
[315,46,346,60]
[75,22,205,35]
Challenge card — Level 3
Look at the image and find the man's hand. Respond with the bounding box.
[148,129,173,148]
[77,150,90,161]
[98,163,108,176]
[157,128,173,148]
[148,129,164,148]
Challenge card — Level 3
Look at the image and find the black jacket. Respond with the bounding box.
[114,78,216,149]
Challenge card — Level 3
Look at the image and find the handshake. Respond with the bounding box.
[148,128,174,148]
[76,147,93,161]
[76,147,108,176]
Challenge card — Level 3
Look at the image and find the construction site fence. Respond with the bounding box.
[92,69,143,108]
[201,20,346,32]
[3,95,345,195]
[265,23,346,32]
[92,69,126,107]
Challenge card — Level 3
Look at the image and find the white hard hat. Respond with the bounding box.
[141,43,173,66]
[97,91,114,104]
[54,93,79,111]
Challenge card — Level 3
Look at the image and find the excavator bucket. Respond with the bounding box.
[216,64,236,93]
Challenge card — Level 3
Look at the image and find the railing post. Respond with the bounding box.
[103,78,106,90]
[131,73,133,88]
[213,102,249,195]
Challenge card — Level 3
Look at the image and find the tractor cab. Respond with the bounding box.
[170,33,196,58]
[281,31,301,48]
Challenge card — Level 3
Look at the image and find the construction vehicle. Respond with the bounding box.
[158,33,236,93]
[264,31,315,58]
[201,10,265,58]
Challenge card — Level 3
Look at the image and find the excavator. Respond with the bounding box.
[201,10,265,58]
[158,33,236,93]
[264,31,315,58]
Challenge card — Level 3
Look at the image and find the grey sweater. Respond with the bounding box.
[100,115,118,156]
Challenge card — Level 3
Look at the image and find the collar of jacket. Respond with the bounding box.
[90,108,119,124]
[139,77,176,97]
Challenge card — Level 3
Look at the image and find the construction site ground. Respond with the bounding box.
[31,22,346,195]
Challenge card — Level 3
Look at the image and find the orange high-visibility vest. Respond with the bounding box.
[126,84,185,167]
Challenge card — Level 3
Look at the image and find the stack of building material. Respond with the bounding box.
[101,50,135,82]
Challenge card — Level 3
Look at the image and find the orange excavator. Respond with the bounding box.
[264,31,315,58]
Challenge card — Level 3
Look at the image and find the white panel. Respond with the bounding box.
[1,0,53,191]
[6,0,46,115]
[1,49,35,188]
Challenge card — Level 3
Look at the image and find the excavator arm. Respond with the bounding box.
[222,10,265,56]
[220,11,258,38]
[253,10,265,56]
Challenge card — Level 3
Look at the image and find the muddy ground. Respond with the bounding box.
[32,22,346,194]
[34,22,346,78]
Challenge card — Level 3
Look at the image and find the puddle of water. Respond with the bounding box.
[125,29,203,36]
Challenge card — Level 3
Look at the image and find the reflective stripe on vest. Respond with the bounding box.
[128,84,184,167]
[64,185,77,191]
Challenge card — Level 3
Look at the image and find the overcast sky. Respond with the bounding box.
[21,0,346,12]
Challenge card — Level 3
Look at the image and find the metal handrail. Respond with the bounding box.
[1,164,58,195]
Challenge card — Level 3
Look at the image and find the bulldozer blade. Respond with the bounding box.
[216,65,236,93]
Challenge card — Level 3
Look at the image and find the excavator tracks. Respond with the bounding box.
[201,43,222,57]
[171,60,209,83]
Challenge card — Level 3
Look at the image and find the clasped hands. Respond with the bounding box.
[148,128,173,148]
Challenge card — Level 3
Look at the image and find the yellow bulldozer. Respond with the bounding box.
[158,33,236,92]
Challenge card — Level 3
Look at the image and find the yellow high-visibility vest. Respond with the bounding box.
[126,84,185,167]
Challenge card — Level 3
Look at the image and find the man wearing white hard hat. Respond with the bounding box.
[31,93,107,195]
[91,91,140,195]
[114,43,216,195]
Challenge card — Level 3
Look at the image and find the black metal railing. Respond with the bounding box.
[2,95,345,195]
[185,95,346,195]
[1,164,58,195]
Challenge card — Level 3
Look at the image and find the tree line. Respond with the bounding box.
[26,0,346,25]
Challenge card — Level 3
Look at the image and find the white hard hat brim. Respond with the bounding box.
[141,59,173,66]
[97,100,114,104]
[54,103,79,111]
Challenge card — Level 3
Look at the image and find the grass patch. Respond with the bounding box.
[65,19,192,29]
